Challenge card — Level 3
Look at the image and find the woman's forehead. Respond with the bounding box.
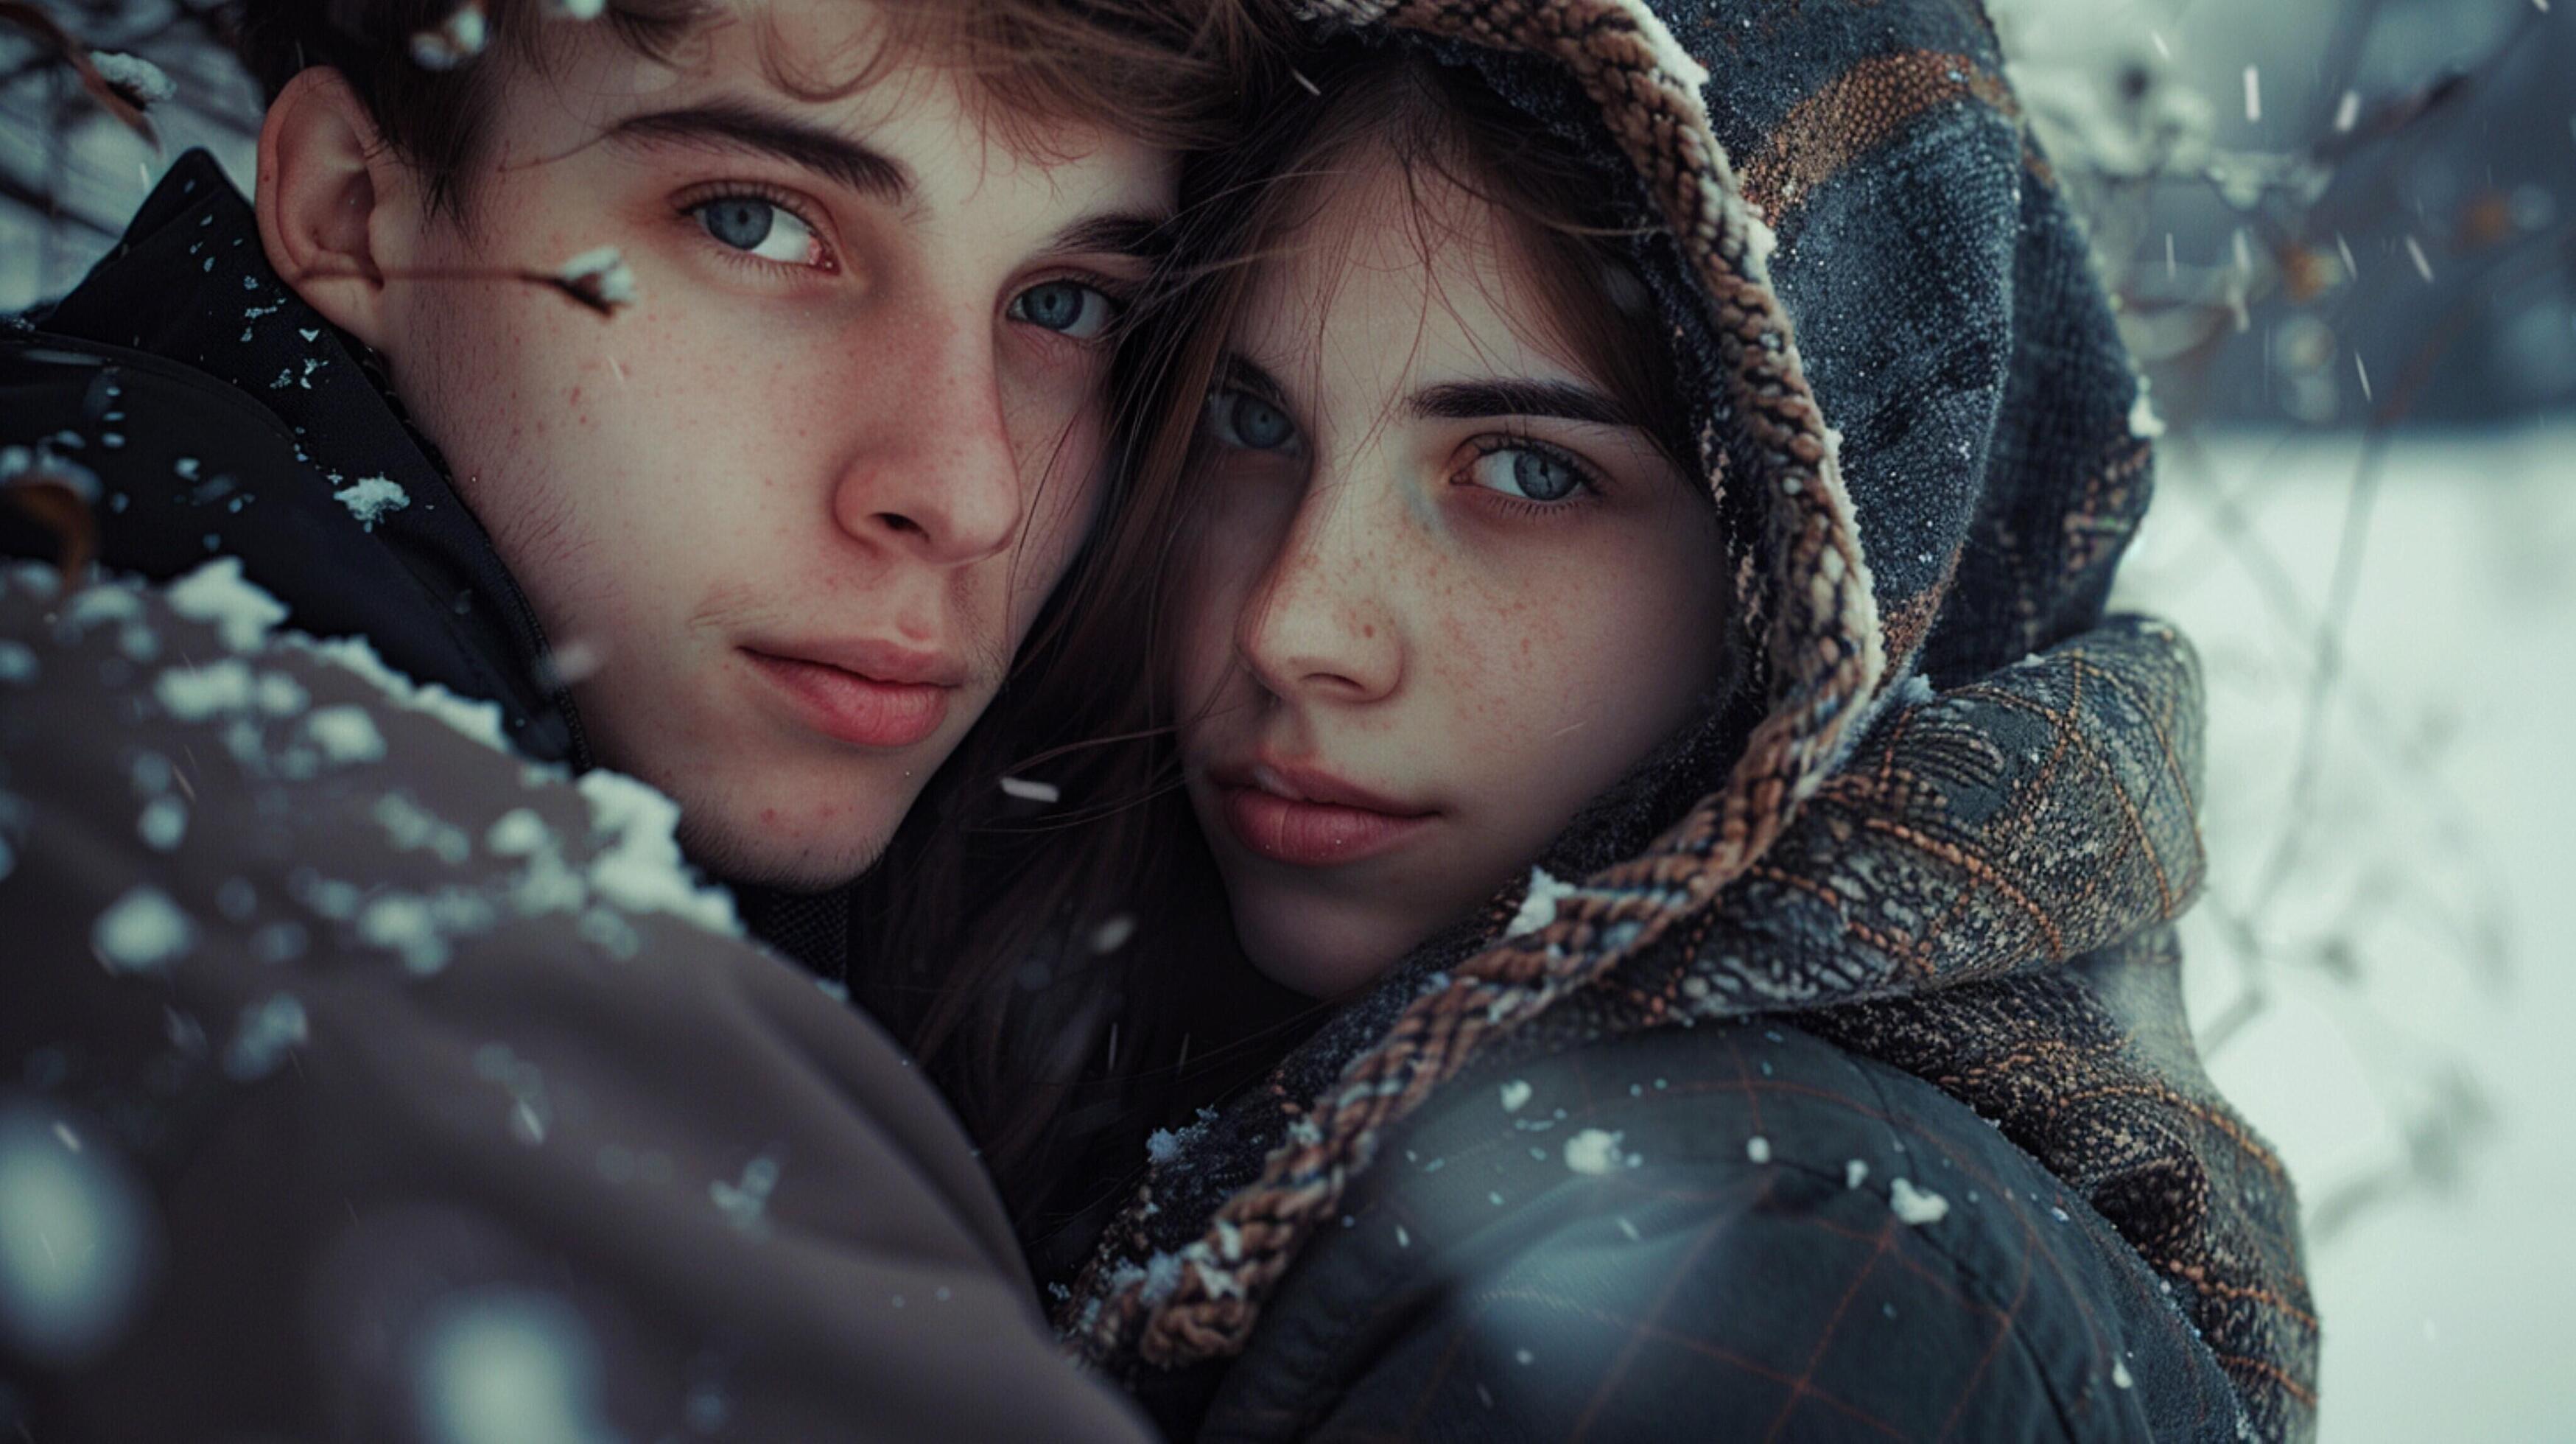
[1232,146,1601,403]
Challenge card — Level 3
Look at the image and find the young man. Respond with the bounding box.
[7,0,1233,961]
[0,0,1257,1434]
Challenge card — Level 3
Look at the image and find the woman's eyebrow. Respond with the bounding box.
[1045,213,1176,267]
[606,99,914,203]
[1410,379,1631,428]
[1215,354,1294,406]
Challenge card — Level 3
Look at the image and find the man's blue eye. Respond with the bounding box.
[688,196,822,266]
[1011,281,1119,340]
[1206,390,1297,452]
[699,197,772,250]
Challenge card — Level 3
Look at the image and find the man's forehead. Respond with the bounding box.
[533,0,1171,180]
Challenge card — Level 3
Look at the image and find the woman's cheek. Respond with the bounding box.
[1423,557,1575,743]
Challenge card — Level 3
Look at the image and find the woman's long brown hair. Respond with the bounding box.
[849,41,1701,1268]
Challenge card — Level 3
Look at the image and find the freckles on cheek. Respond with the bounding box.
[1439,575,1564,688]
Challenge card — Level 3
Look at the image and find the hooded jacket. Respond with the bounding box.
[1060,2,2316,1440]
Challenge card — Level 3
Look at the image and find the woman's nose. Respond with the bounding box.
[1235,480,1402,706]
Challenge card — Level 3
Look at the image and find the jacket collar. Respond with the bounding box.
[30,150,586,768]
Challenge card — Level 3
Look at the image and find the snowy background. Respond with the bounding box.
[1987,1,2576,1437]
[6,0,2574,1437]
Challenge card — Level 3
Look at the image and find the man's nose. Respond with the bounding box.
[829,316,1022,567]
[1236,474,1402,706]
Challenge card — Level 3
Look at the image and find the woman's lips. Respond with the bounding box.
[745,650,950,750]
[1219,778,1433,868]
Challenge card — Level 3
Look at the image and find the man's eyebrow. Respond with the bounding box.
[606,100,913,202]
[1410,379,1633,428]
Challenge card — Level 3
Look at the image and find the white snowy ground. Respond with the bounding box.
[2119,426,2576,1443]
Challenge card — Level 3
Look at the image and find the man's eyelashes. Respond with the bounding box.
[666,185,1133,357]
[678,185,837,273]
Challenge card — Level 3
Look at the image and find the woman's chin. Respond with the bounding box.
[1231,894,1414,1001]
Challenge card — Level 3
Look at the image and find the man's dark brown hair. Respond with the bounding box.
[229,0,1273,214]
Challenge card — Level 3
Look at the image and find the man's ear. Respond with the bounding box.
[255,68,425,353]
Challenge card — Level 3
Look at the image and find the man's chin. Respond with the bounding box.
[672,804,898,894]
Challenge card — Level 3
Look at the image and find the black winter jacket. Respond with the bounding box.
[3,150,583,769]
[1137,1020,2245,1441]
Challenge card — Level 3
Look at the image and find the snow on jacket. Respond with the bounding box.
[0,156,1154,1440]
[1061,2,2316,1440]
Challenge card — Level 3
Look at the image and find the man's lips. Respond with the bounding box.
[743,642,958,750]
[1212,760,1436,868]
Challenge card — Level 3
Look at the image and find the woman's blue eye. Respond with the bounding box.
[1011,281,1120,340]
[1205,390,1298,452]
[689,196,823,267]
[1465,445,1586,503]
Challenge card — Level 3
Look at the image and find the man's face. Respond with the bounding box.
[378,2,1173,887]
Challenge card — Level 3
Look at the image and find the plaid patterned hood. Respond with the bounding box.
[1061,1,2318,1437]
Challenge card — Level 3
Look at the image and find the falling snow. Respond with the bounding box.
[0,1104,152,1363]
[408,0,488,70]
[222,993,309,1080]
[91,885,194,972]
[136,795,186,851]
[998,776,1059,804]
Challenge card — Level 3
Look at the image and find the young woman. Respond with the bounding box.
[863,4,2318,1440]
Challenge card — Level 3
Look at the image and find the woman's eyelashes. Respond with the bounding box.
[682,188,835,273]
[1454,437,1601,508]
[1198,376,1605,511]
[1206,388,1303,453]
[1008,278,1126,341]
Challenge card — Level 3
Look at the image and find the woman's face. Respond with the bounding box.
[1171,141,1732,998]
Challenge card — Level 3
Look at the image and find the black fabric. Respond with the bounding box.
[733,884,856,985]
[4,150,583,768]
[1140,1023,2244,1442]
